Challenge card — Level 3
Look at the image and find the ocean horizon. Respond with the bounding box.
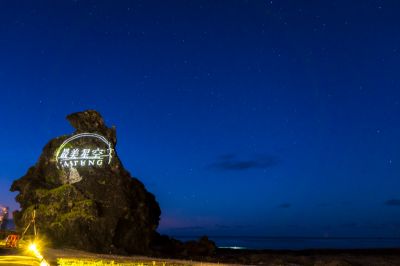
[173,235,400,250]
[5,218,400,250]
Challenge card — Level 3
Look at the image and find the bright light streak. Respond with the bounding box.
[28,243,43,259]
[27,242,50,266]
[40,261,50,266]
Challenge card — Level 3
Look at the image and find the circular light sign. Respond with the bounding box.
[55,133,113,169]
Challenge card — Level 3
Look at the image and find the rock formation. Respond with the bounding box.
[11,110,161,254]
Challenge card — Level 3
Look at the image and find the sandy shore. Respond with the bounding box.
[43,247,400,266]
[44,248,238,266]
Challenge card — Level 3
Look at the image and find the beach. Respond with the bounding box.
[43,247,400,266]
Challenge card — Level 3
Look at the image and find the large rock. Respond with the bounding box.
[11,110,161,254]
[150,234,217,258]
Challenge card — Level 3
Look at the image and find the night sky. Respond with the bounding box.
[0,1,399,238]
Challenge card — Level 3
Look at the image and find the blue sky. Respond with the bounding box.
[0,0,399,237]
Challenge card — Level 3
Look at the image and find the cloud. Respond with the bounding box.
[168,226,205,231]
[278,203,291,208]
[218,154,236,160]
[215,224,231,229]
[384,199,400,206]
[209,154,279,171]
[214,224,253,230]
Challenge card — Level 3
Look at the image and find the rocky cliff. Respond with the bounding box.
[11,110,161,254]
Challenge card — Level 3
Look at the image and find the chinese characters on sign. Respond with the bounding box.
[58,147,107,167]
[56,133,113,169]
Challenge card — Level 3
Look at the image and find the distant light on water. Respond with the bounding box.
[220,246,246,250]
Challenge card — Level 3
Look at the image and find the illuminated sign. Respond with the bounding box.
[56,133,113,169]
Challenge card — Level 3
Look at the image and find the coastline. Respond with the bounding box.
[173,235,400,250]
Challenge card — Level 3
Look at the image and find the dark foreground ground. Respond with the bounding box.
[42,247,400,266]
[208,248,400,265]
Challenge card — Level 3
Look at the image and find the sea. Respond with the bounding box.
[4,218,400,250]
[173,236,400,250]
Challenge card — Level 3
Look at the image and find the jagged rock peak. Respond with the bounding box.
[67,110,116,144]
